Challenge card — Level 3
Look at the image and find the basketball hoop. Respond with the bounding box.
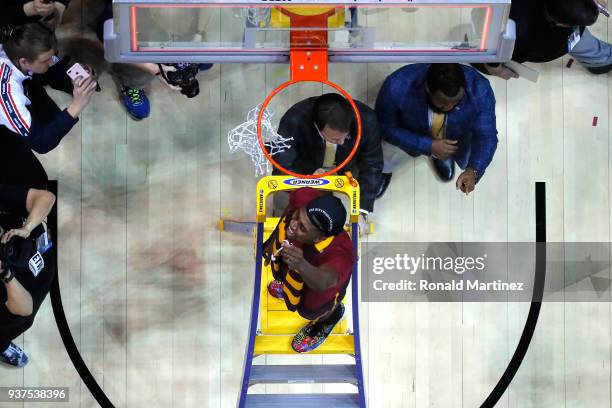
[228,105,293,177]
[229,7,363,179]
[253,7,362,179]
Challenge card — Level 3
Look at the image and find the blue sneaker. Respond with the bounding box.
[1,343,29,367]
[198,63,214,72]
[121,87,150,120]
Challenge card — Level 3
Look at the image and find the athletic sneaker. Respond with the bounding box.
[292,303,345,353]
[268,279,284,299]
[0,342,29,367]
[121,87,150,120]
[587,64,612,75]
[198,63,214,72]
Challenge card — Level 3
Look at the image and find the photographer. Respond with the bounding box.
[0,23,96,188]
[0,184,56,367]
[479,0,612,79]
[95,2,210,120]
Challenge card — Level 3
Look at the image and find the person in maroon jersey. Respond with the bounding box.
[264,187,355,353]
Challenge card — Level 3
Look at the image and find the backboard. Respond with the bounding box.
[104,0,514,63]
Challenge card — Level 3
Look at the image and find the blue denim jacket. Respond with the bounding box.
[375,63,498,176]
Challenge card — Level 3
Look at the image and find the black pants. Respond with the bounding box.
[0,249,56,352]
[0,130,48,189]
[0,316,36,352]
[0,79,65,189]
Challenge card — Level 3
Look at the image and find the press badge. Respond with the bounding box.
[35,228,53,254]
[568,27,581,52]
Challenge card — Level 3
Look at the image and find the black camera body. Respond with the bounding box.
[164,63,200,98]
[0,236,37,271]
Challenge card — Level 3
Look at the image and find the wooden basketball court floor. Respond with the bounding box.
[1,3,612,407]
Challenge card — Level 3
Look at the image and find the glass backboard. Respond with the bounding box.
[105,0,514,63]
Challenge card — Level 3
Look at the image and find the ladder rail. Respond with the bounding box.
[237,222,265,408]
[350,222,367,408]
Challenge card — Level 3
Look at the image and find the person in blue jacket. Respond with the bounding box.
[0,23,96,188]
[374,63,498,198]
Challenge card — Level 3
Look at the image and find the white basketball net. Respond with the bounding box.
[228,105,293,177]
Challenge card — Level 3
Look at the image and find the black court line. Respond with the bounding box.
[47,181,115,408]
[46,180,547,408]
[479,182,547,408]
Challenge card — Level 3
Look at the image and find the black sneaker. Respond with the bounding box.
[0,342,29,367]
[432,157,455,182]
[587,64,612,75]
[375,173,392,199]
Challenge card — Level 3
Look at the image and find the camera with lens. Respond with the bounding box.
[0,236,37,271]
[160,63,200,98]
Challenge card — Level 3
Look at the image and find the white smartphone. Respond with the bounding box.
[66,63,90,81]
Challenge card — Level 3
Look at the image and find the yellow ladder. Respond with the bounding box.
[254,217,354,355]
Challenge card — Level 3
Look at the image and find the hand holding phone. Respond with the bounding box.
[66,74,98,119]
[67,62,101,91]
[65,63,99,118]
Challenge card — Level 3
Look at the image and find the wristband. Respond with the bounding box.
[1,269,14,284]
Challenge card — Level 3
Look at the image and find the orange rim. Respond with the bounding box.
[257,80,362,179]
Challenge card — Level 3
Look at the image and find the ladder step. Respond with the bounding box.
[249,364,357,385]
[264,310,347,335]
[245,393,359,407]
[254,334,354,355]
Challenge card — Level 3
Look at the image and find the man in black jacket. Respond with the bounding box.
[272,93,383,231]
[481,0,612,79]
[0,23,96,188]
